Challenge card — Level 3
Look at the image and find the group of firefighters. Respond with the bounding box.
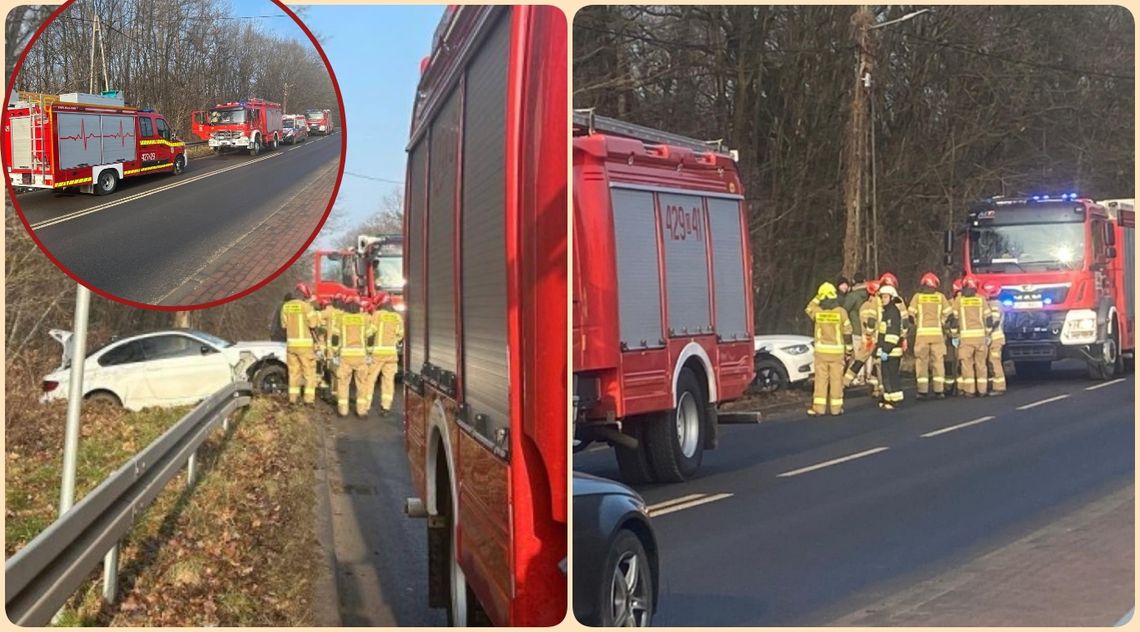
[278,283,404,418]
[805,271,1006,416]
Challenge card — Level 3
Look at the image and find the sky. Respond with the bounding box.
[248,3,445,247]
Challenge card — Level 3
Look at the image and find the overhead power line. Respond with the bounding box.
[344,171,404,185]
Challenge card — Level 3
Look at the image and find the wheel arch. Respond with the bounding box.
[672,341,717,405]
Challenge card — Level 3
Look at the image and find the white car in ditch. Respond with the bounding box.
[752,334,815,392]
[42,329,288,410]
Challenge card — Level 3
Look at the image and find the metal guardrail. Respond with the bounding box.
[4,382,253,626]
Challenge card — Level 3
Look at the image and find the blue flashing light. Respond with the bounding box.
[1044,297,1053,305]
[1032,195,1041,201]
[1002,299,1014,307]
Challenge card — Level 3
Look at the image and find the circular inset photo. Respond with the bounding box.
[3,0,345,309]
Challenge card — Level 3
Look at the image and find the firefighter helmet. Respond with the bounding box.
[982,281,1001,298]
[963,275,980,289]
[919,272,940,288]
[866,280,881,295]
[295,282,312,299]
[816,282,838,300]
[880,272,899,287]
[878,284,899,298]
[951,278,964,294]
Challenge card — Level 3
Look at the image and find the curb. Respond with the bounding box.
[310,410,342,627]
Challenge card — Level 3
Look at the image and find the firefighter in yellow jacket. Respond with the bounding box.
[365,293,405,416]
[951,275,993,396]
[908,272,953,399]
[844,280,882,393]
[805,282,853,416]
[982,281,1007,396]
[280,283,321,404]
[332,295,376,417]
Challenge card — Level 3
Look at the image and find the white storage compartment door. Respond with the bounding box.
[461,13,510,433]
[707,196,749,341]
[56,113,102,169]
[406,140,428,373]
[659,192,712,336]
[426,87,460,373]
[99,114,136,164]
[611,187,664,349]
[9,115,32,169]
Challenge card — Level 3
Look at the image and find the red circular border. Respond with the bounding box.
[2,0,347,312]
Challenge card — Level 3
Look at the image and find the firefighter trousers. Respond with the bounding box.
[286,347,317,404]
[335,356,370,416]
[913,338,947,394]
[844,337,876,387]
[813,356,845,415]
[957,339,988,395]
[361,355,399,413]
[988,341,1006,393]
[880,356,903,404]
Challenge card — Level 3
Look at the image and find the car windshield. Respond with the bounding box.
[373,255,404,291]
[208,108,246,125]
[969,223,1086,272]
[306,111,324,120]
[283,119,295,129]
[187,330,234,348]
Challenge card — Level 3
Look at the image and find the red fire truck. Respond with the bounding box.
[304,108,333,135]
[191,98,282,156]
[948,195,1135,379]
[401,5,566,626]
[572,111,756,484]
[312,233,405,310]
[3,91,187,195]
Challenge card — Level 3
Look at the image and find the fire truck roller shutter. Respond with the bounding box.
[1124,224,1135,322]
[461,13,510,433]
[57,113,104,169]
[9,115,33,169]
[660,192,712,336]
[611,188,665,349]
[407,140,428,373]
[99,115,135,164]
[426,84,461,373]
[708,197,749,341]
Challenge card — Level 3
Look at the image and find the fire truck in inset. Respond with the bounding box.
[3,91,187,196]
[312,233,405,310]
[401,5,566,626]
[304,108,333,135]
[191,98,282,156]
[572,111,757,484]
[948,195,1135,379]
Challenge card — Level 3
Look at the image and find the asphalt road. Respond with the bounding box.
[16,134,341,305]
[313,388,446,627]
[574,362,1135,626]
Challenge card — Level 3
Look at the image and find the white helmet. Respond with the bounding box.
[878,284,899,299]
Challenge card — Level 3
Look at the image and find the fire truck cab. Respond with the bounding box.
[3,91,187,196]
[572,111,756,484]
[949,194,1135,379]
[401,5,566,626]
[312,234,404,309]
[304,108,333,135]
[191,98,282,156]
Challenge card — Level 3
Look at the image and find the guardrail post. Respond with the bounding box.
[102,545,119,602]
[186,451,197,487]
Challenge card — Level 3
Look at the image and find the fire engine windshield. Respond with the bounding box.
[970,223,1086,272]
[306,111,324,120]
[373,256,405,292]
[208,108,246,125]
[320,254,355,287]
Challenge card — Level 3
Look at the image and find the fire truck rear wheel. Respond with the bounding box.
[645,367,705,482]
[94,170,118,196]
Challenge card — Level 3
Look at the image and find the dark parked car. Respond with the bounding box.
[573,472,659,626]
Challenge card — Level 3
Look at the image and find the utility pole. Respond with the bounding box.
[283,81,291,112]
[841,6,873,277]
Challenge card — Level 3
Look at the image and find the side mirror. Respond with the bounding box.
[1106,228,1116,246]
[1107,246,1118,259]
[943,230,954,254]
[200,345,212,355]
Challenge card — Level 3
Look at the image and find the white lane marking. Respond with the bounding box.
[645,493,707,513]
[1086,378,1126,391]
[777,447,889,478]
[648,493,733,517]
[921,416,996,438]
[1016,394,1070,410]
[30,152,282,230]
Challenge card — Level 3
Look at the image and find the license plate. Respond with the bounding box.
[1013,301,1043,309]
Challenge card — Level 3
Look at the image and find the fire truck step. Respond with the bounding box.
[717,411,764,425]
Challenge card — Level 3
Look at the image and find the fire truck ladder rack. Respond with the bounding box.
[573,108,731,156]
[12,92,58,174]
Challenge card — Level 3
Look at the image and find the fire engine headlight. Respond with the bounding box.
[781,344,811,355]
[1060,309,1098,345]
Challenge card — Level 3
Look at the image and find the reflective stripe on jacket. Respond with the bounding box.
[806,300,853,358]
[908,290,951,340]
[370,310,404,356]
[280,300,317,348]
[953,294,990,340]
[334,313,373,357]
[987,298,1006,343]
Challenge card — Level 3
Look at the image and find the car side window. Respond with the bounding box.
[98,341,146,367]
[155,117,170,141]
[141,335,205,361]
[139,117,154,138]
